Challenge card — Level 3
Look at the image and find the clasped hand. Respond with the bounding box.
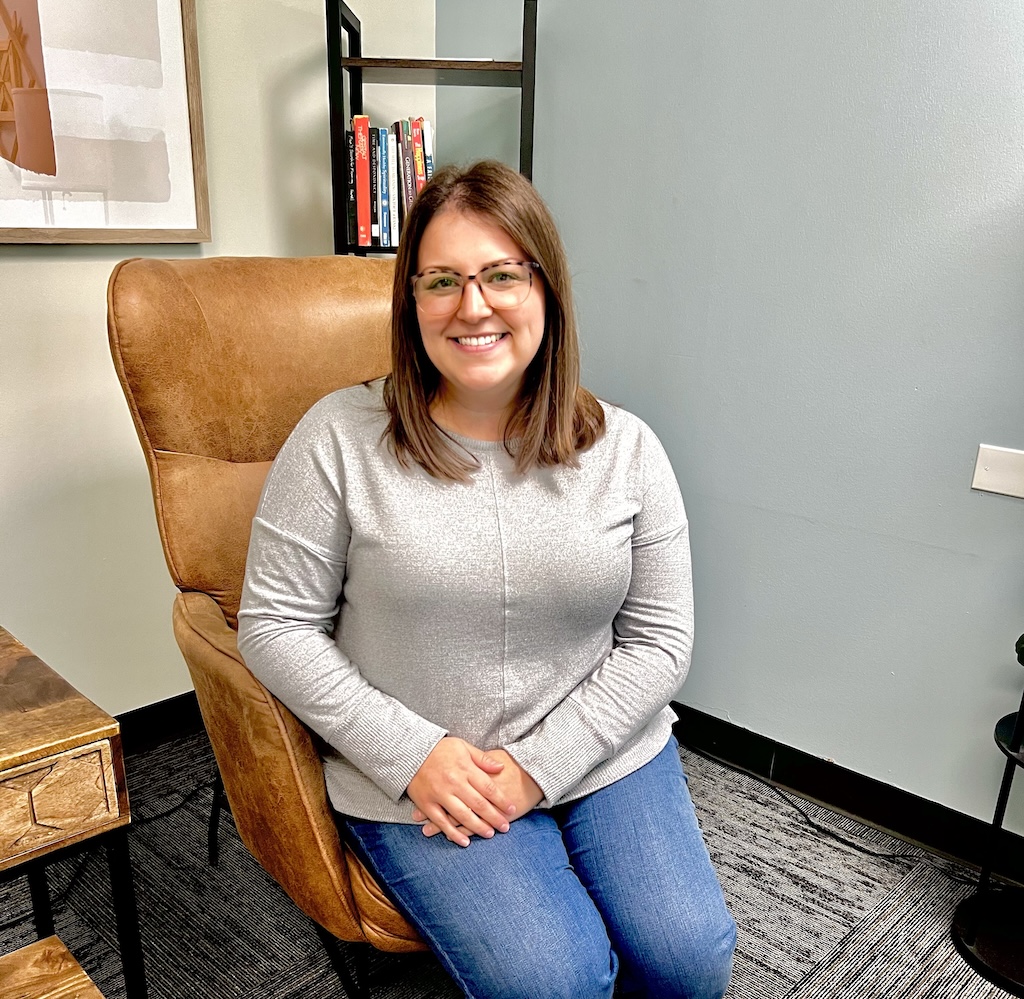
[406,737,543,847]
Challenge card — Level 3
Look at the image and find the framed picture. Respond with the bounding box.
[0,0,210,243]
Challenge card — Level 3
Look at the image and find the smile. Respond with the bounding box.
[455,333,506,347]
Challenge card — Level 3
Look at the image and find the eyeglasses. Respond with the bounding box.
[411,261,541,316]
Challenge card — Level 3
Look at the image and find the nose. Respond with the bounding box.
[456,276,493,322]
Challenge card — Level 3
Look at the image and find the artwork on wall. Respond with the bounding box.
[0,0,209,243]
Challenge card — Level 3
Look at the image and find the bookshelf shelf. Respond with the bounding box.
[326,1,537,255]
[342,58,523,88]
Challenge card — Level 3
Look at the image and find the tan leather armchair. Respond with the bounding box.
[107,256,426,997]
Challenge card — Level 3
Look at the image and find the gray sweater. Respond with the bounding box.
[237,380,693,823]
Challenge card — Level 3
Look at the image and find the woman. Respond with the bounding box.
[237,161,736,999]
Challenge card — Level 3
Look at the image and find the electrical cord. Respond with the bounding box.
[9,752,987,936]
[131,779,218,825]
[134,761,983,887]
[11,780,221,924]
[679,742,982,887]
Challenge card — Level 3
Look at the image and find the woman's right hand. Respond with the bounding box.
[406,737,517,847]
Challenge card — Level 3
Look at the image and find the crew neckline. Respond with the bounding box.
[442,427,520,453]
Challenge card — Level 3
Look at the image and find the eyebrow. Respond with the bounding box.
[417,258,522,275]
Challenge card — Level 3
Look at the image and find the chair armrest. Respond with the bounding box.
[172,591,424,951]
[172,591,365,942]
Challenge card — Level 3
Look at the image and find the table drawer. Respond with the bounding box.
[0,739,121,865]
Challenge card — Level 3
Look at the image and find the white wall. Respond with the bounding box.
[439,0,1024,834]
[0,0,432,715]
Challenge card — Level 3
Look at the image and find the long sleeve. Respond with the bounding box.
[503,427,692,805]
[238,381,692,824]
[237,398,447,804]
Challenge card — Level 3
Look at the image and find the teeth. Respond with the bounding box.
[457,333,503,346]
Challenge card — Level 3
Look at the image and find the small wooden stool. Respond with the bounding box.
[0,936,105,999]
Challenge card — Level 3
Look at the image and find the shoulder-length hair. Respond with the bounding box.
[382,159,605,481]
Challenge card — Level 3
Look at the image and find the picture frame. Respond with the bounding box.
[0,0,210,243]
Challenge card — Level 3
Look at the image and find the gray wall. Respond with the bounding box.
[434,1,522,169]
[438,1,1024,834]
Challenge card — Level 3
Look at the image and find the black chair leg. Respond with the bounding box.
[207,770,227,866]
[313,922,370,999]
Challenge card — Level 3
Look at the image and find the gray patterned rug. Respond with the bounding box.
[685,751,1012,999]
[0,732,1014,998]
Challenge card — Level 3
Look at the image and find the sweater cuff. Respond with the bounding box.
[332,715,448,804]
[503,698,610,806]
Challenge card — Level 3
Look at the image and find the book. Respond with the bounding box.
[389,122,403,230]
[395,118,415,218]
[351,113,435,244]
[411,117,427,193]
[369,122,380,246]
[378,127,391,248]
[352,115,371,246]
[387,130,400,244]
[345,129,357,248]
[422,119,435,181]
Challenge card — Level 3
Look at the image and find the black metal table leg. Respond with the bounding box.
[26,864,54,938]
[105,829,148,999]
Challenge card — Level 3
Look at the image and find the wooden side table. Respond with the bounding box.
[0,627,147,999]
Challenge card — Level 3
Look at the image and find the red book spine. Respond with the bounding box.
[353,115,371,246]
[411,117,427,193]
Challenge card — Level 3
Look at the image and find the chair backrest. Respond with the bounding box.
[107,255,424,950]
[107,255,395,626]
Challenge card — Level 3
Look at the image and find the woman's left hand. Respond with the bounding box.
[413,749,543,838]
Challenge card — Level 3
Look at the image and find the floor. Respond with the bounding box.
[0,730,1016,998]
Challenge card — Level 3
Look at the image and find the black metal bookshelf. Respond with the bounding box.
[326,0,537,255]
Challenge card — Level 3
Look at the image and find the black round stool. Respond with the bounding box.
[950,633,1024,997]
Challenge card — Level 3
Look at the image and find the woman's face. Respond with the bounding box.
[414,209,545,413]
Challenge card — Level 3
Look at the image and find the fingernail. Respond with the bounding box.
[483,828,494,838]
[459,837,470,848]
[499,823,510,833]
[507,805,516,815]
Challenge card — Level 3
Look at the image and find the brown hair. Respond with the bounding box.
[382,160,605,480]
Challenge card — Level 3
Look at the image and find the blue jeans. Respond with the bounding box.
[341,737,736,999]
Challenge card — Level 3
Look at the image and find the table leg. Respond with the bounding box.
[105,830,148,999]
[26,864,54,938]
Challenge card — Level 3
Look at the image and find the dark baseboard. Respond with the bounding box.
[672,703,1024,887]
[118,690,205,756]
[115,691,1022,885]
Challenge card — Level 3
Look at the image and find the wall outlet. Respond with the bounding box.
[972,444,1024,499]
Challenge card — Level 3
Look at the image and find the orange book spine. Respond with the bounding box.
[353,115,372,246]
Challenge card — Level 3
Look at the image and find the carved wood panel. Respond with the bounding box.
[0,739,120,865]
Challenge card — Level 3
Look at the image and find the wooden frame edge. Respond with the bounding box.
[0,0,211,244]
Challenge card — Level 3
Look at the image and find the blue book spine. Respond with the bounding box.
[379,128,391,248]
[423,119,435,181]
